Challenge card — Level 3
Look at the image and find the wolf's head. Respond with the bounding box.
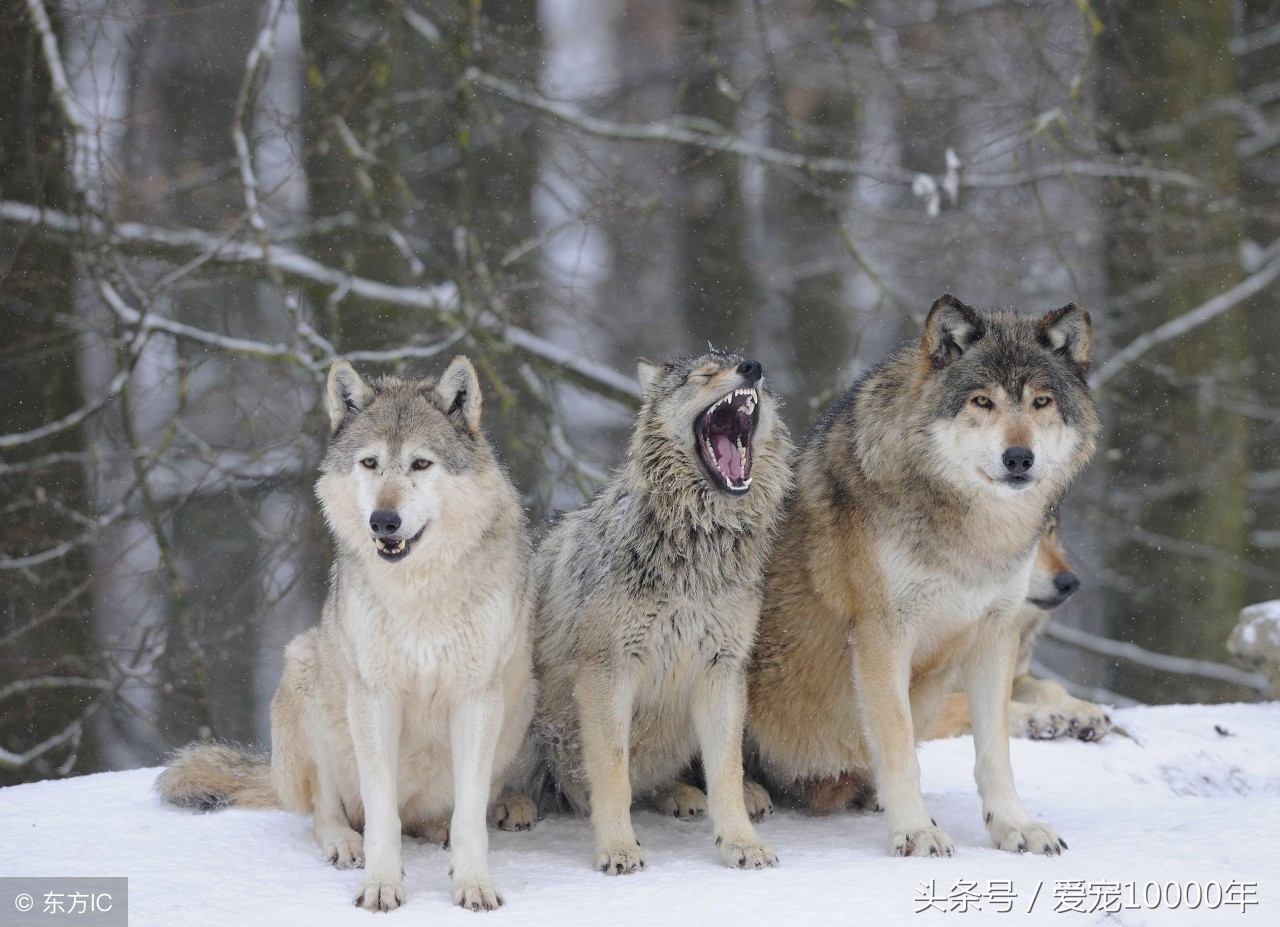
[316,356,502,567]
[1025,513,1080,610]
[912,294,1100,500]
[634,350,781,497]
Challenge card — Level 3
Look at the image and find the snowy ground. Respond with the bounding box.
[2,703,1279,925]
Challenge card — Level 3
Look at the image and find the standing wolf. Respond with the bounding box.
[528,351,791,874]
[157,357,536,912]
[747,295,1099,857]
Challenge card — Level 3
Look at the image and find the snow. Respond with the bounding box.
[1235,600,1280,649]
[2,704,1279,925]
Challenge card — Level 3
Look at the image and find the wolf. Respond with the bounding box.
[524,351,791,875]
[924,514,1113,743]
[747,295,1100,857]
[157,357,537,912]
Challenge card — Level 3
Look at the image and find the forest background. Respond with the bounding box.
[2,0,1278,783]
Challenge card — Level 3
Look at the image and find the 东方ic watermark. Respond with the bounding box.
[0,879,127,926]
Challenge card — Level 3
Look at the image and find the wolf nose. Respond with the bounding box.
[737,359,763,383]
[1054,572,1080,598]
[369,510,401,537]
[1002,446,1034,473]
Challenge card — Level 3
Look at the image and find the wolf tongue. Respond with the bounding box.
[713,434,743,480]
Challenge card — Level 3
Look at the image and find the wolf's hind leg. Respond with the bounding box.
[651,780,707,820]
[742,777,774,822]
[692,666,777,869]
[489,791,538,832]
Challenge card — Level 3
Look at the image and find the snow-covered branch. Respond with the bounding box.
[0,200,641,405]
[466,69,1202,193]
[24,0,94,205]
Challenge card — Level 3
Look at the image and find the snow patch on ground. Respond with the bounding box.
[2,703,1279,925]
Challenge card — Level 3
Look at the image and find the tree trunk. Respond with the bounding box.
[1096,0,1250,701]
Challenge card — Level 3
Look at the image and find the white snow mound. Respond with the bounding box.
[2,703,1278,925]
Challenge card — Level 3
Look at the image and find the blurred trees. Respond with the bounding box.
[2,0,1277,782]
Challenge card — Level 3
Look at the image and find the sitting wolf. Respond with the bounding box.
[747,295,1100,858]
[526,351,791,874]
[158,357,536,912]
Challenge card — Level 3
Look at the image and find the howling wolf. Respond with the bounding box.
[526,351,792,874]
[747,295,1099,858]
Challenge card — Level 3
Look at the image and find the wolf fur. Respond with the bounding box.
[747,295,1100,858]
[156,357,537,912]
[525,351,792,874]
[925,516,1112,743]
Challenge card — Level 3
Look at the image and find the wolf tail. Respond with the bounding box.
[155,742,277,812]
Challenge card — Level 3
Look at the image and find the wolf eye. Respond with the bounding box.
[411,459,433,471]
[360,457,377,470]
[971,395,993,409]
[1033,396,1054,409]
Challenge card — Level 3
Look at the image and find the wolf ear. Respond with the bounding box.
[922,294,985,369]
[435,355,482,437]
[636,359,663,395]
[327,359,375,434]
[1038,303,1092,373]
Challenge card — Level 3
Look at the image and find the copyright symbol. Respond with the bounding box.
[14,893,33,912]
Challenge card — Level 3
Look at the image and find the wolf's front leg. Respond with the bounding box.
[450,688,506,910]
[692,664,778,869]
[853,622,953,858]
[577,666,644,875]
[965,619,1066,855]
[348,686,405,911]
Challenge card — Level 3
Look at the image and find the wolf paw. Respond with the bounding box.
[323,831,365,869]
[743,778,774,823]
[1062,699,1111,742]
[1012,704,1068,740]
[453,879,503,912]
[653,782,707,820]
[404,818,450,846]
[595,841,646,876]
[354,878,404,912]
[988,818,1066,856]
[490,795,538,832]
[718,836,778,869]
[890,825,954,858]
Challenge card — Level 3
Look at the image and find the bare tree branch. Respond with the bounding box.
[0,200,640,404]
[0,677,113,703]
[1091,250,1280,388]
[1043,624,1271,694]
[0,367,129,449]
[467,69,1203,193]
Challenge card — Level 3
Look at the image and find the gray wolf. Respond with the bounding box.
[524,351,792,874]
[924,515,1113,743]
[157,357,537,912]
[747,295,1099,857]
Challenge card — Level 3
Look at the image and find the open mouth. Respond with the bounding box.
[373,525,426,562]
[695,386,759,494]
